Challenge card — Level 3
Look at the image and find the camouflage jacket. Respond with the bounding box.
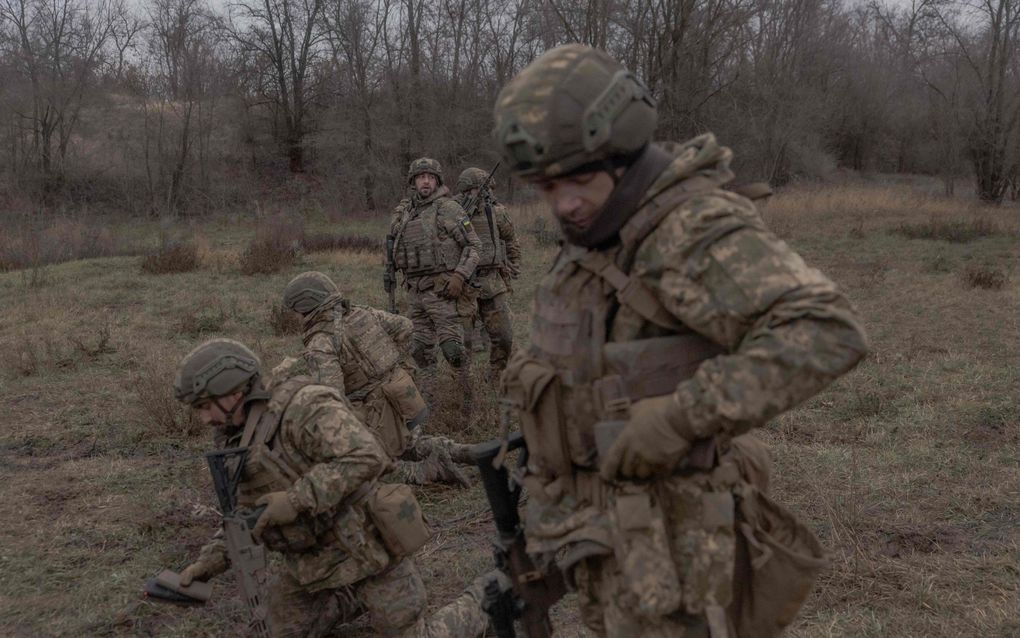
[453,191,522,299]
[389,185,481,282]
[196,381,392,591]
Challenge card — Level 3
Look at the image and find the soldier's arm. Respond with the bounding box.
[645,193,868,439]
[441,200,481,279]
[370,306,413,351]
[496,204,522,273]
[303,333,346,396]
[283,391,389,515]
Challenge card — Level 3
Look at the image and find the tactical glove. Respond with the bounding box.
[443,273,466,299]
[599,395,691,481]
[252,491,300,542]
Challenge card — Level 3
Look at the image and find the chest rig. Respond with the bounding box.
[518,179,727,480]
[470,199,507,269]
[303,303,402,396]
[233,378,368,552]
[392,199,461,276]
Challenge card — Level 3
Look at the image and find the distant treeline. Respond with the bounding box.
[1,0,1018,215]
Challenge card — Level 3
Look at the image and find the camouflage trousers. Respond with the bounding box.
[406,279,466,369]
[461,291,513,374]
[268,557,488,638]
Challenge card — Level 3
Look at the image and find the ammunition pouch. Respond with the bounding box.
[368,483,431,558]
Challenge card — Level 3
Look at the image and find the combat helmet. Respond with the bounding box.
[493,44,657,179]
[407,157,443,185]
[283,271,338,315]
[456,167,489,194]
[174,338,261,405]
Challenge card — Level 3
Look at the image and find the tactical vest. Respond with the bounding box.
[392,201,463,276]
[469,199,507,269]
[234,378,374,553]
[303,303,402,396]
[511,178,727,483]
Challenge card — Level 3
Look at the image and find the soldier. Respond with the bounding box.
[388,158,481,372]
[491,45,868,637]
[172,338,492,637]
[278,271,474,487]
[453,168,522,378]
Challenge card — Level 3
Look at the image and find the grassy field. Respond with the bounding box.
[0,182,1017,637]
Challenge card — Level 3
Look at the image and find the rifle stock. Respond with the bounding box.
[206,448,272,638]
[472,432,566,638]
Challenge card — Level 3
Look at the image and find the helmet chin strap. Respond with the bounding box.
[213,387,250,426]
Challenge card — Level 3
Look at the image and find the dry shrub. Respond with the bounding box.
[0,325,111,377]
[132,347,201,436]
[961,265,1007,290]
[0,217,139,271]
[178,307,228,337]
[269,304,303,335]
[303,232,381,254]
[239,211,304,275]
[893,217,1003,243]
[140,240,201,274]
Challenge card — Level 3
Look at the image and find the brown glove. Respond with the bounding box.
[179,559,218,587]
[599,395,692,481]
[443,272,466,299]
[252,491,300,542]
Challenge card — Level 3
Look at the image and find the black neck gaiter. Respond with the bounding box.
[560,144,674,248]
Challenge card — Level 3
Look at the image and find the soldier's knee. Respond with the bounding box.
[439,340,465,368]
[411,344,434,369]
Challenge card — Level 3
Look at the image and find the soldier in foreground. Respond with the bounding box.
[172,339,491,637]
[278,271,473,487]
[387,158,481,373]
[488,45,868,636]
[453,167,522,379]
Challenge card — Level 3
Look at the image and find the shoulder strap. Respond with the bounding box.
[575,251,683,332]
[618,175,719,269]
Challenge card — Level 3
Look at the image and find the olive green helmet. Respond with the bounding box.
[493,44,657,179]
[173,338,261,405]
[283,271,338,315]
[456,167,489,194]
[407,157,443,185]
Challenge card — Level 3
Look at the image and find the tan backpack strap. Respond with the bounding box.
[576,251,683,332]
[239,403,267,449]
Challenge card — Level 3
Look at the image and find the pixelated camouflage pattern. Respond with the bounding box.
[407,157,444,185]
[512,133,867,633]
[390,186,481,281]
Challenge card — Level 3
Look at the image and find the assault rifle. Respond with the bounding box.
[472,431,566,638]
[384,234,397,313]
[206,447,272,638]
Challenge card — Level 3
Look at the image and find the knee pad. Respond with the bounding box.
[439,340,465,368]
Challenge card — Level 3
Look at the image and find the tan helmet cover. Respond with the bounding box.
[283,271,338,315]
[493,44,657,178]
[173,338,261,405]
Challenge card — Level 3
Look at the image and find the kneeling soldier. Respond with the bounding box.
[173,338,490,637]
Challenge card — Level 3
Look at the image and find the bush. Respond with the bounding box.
[0,217,139,271]
[239,211,304,275]
[303,232,381,254]
[892,217,1003,243]
[140,241,200,274]
[132,348,201,436]
[961,265,1007,290]
[269,304,303,335]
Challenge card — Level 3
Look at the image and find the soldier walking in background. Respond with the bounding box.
[386,158,481,375]
[453,167,521,379]
[489,44,868,637]
[171,339,492,637]
[276,271,475,487]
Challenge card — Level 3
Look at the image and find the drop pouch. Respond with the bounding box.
[609,489,683,618]
[367,484,431,558]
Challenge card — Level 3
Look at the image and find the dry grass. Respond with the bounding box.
[0,180,1017,637]
[0,216,148,271]
[239,211,305,275]
[140,240,202,274]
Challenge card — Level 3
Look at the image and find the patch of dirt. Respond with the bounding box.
[874,523,969,558]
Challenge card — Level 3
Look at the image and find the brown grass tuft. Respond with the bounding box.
[268,304,303,335]
[131,347,201,437]
[140,241,201,274]
[892,217,1003,243]
[302,232,381,254]
[239,211,304,275]
[961,265,1008,290]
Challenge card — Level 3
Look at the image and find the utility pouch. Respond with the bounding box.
[367,484,431,558]
[609,488,683,617]
[504,357,572,478]
[729,485,828,638]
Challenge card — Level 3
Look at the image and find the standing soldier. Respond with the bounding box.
[387,158,481,374]
[278,271,474,487]
[453,167,522,379]
[490,45,868,636]
[171,338,492,637]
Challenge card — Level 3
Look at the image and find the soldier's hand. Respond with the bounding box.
[599,395,691,481]
[179,561,213,587]
[252,491,300,542]
[443,273,466,299]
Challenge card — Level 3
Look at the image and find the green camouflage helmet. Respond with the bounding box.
[493,44,657,179]
[173,338,261,405]
[407,157,443,185]
[456,167,489,194]
[283,271,338,315]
